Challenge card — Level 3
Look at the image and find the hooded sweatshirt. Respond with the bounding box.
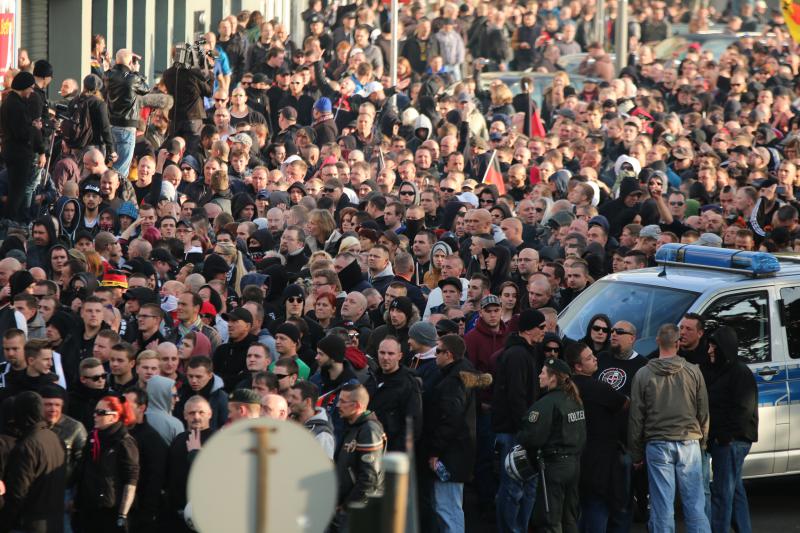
[628,355,709,463]
[145,375,184,446]
[56,197,83,246]
[700,327,758,444]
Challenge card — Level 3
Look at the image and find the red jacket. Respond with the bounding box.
[465,319,509,402]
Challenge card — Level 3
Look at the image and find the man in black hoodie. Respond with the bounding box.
[491,309,546,533]
[599,177,642,239]
[702,327,758,533]
[0,391,66,533]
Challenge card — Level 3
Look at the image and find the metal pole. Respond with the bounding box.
[595,0,606,50]
[380,453,410,533]
[249,426,276,533]
[390,0,399,87]
[615,0,628,75]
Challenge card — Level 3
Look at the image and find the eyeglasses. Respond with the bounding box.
[241,81,251,86]
[435,348,450,355]
[94,409,116,416]
[611,328,633,336]
[83,374,106,382]
[274,373,290,379]
[399,190,415,196]
[323,187,336,193]
[591,325,610,333]
[440,187,455,193]
[669,201,685,207]
[451,317,466,323]
[544,346,560,353]
[480,199,495,205]
[286,296,304,304]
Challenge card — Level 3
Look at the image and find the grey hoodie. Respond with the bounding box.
[146,375,185,446]
[627,355,709,463]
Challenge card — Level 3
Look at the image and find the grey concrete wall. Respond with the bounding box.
[49,0,91,100]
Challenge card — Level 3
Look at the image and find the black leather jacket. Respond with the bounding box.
[104,64,150,128]
[334,411,385,506]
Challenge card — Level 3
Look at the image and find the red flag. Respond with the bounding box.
[482,150,506,195]
[530,108,547,138]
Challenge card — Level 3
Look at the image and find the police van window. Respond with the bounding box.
[780,286,800,359]
[559,281,698,355]
[702,291,770,364]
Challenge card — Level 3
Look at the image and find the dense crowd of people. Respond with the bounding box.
[0,0,795,531]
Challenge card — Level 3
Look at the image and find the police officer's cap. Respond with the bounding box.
[544,357,572,376]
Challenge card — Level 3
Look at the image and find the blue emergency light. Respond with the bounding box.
[655,244,781,276]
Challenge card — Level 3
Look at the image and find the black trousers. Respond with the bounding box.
[4,154,34,222]
[533,457,581,533]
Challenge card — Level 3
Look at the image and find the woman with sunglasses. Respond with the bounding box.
[581,313,612,355]
[397,181,420,207]
[75,395,139,533]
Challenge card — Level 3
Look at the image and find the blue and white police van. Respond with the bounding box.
[558,244,800,478]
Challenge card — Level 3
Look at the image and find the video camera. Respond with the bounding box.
[174,37,216,69]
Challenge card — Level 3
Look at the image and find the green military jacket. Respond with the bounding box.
[517,388,587,459]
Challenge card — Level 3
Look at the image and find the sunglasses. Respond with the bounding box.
[214,98,228,102]
[286,296,304,304]
[83,374,106,382]
[94,409,116,416]
[274,373,289,379]
[435,348,449,355]
[452,317,466,323]
[592,325,610,333]
[544,346,560,353]
[669,201,685,207]
[399,190,415,196]
[440,187,455,193]
[611,328,633,336]
[348,332,359,339]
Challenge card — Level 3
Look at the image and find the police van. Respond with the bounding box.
[558,244,800,478]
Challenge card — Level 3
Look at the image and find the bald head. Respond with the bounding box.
[156,342,178,359]
[517,248,540,275]
[528,277,552,309]
[261,393,288,420]
[115,48,133,66]
[0,258,22,288]
[342,291,368,320]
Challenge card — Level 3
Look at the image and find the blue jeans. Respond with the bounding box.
[710,441,752,533]
[579,494,632,533]
[645,440,710,533]
[433,480,464,533]
[111,126,136,179]
[495,433,536,533]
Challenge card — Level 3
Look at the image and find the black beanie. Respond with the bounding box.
[518,309,546,332]
[202,254,230,280]
[33,59,53,78]
[9,270,34,298]
[47,312,72,340]
[275,323,301,345]
[11,71,35,91]
[317,335,346,362]
[389,296,414,320]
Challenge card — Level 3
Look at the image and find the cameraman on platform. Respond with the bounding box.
[162,41,214,153]
[105,49,149,179]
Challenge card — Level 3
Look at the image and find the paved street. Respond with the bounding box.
[465,474,800,532]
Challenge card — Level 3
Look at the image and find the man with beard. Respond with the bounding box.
[288,380,335,459]
[78,178,105,236]
[27,217,58,269]
[166,396,216,533]
[279,226,310,275]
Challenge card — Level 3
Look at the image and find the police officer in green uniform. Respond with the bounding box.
[517,357,586,533]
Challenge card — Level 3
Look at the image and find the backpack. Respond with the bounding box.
[60,96,94,149]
